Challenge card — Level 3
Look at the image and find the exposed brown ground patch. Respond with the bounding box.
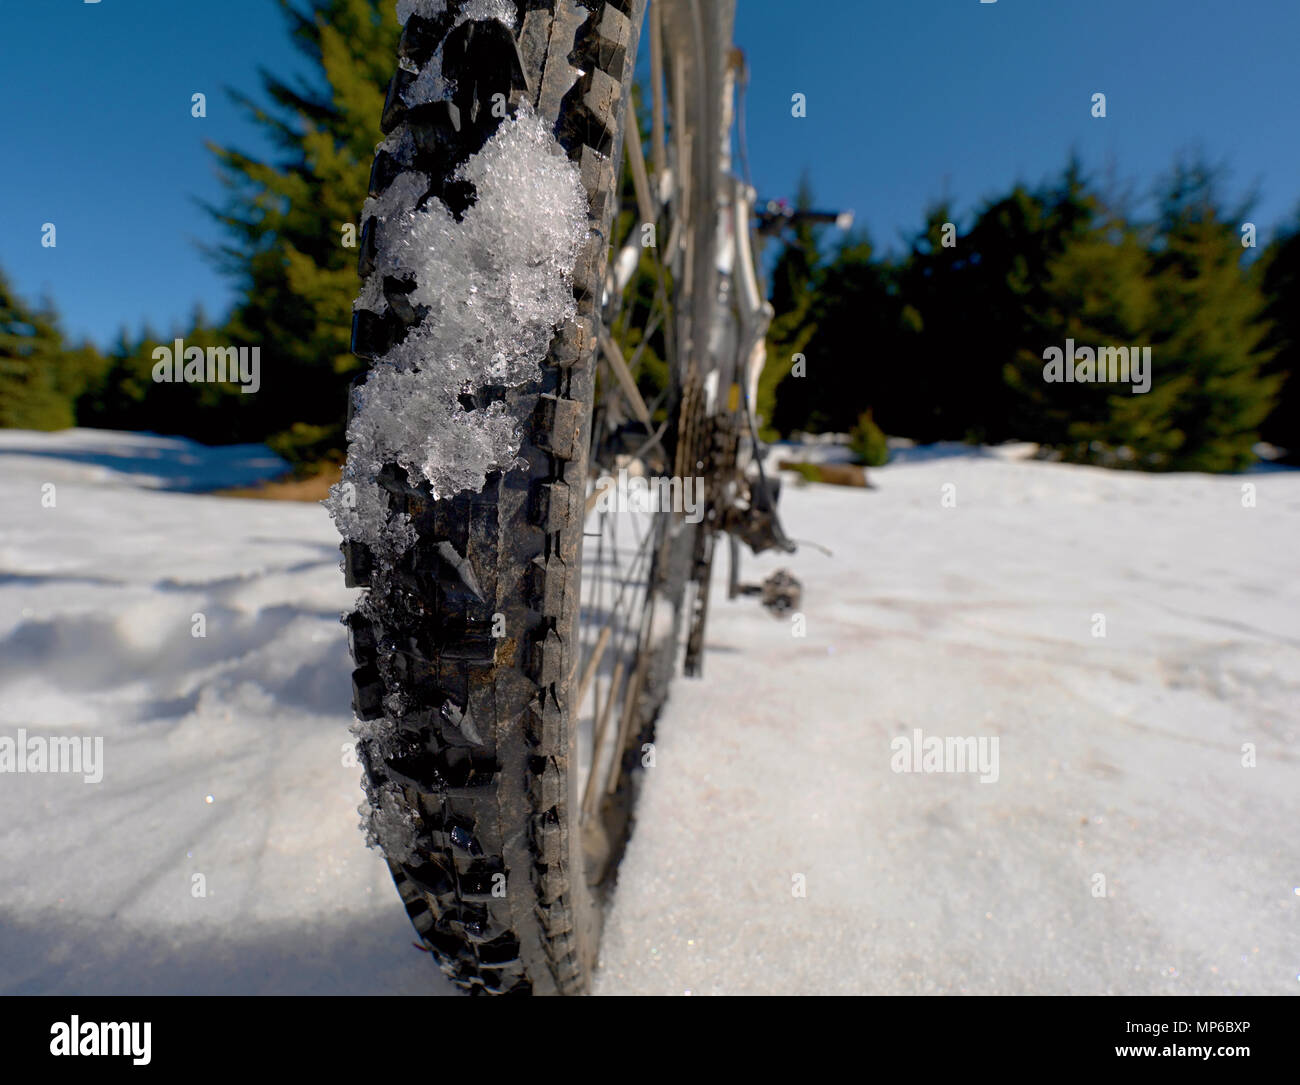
[777,460,870,487]
[215,462,342,502]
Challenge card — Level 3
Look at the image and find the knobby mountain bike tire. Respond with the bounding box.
[334,0,685,995]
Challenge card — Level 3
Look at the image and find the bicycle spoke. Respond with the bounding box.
[598,328,654,430]
[581,659,625,820]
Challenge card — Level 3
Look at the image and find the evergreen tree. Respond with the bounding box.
[204,0,398,459]
[0,271,71,430]
[890,202,967,440]
[75,326,154,434]
[1134,164,1279,471]
[0,270,104,431]
[1009,161,1277,470]
[1259,212,1300,459]
[899,164,1096,444]
[76,308,262,444]
[759,173,824,437]
[1009,214,1156,456]
[770,230,898,436]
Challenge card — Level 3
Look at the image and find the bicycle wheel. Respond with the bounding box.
[326,0,728,995]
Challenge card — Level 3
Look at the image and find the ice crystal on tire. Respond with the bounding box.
[360,779,418,864]
[327,103,587,554]
[395,0,447,26]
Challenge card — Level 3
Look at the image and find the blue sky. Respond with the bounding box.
[2,0,1298,348]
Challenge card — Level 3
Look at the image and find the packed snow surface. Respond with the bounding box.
[1,431,1297,994]
[0,429,286,492]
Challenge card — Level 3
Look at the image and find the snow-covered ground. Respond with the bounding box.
[1,430,1296,995]
[0,430,440,994]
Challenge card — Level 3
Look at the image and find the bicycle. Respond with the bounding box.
[328,0,834,994]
